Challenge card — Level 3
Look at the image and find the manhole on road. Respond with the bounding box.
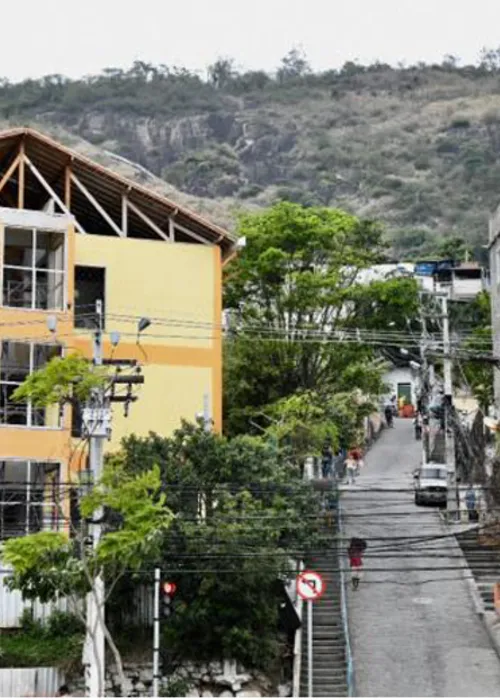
[412,597,433,605]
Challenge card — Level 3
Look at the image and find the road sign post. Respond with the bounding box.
[308,599,313,698]
[297,570,325,698]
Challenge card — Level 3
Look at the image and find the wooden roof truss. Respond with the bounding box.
[0,130,234,254]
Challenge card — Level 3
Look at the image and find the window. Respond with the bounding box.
[0,461,61,539]
[74,265,105,329]
[421,468,447,480]
[2,226,65,310]
[0,341,62,427]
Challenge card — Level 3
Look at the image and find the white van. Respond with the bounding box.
[413,463,448,506]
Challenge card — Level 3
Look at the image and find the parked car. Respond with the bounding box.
[413,463,448,506]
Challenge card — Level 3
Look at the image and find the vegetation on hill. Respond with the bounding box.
[3,48,500,254]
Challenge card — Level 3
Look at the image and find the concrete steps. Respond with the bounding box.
[457,531,500,612]
[299,515,348,697]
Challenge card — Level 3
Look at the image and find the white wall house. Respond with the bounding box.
[382,366,420,407]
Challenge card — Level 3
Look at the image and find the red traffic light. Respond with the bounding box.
[162,582,177,596]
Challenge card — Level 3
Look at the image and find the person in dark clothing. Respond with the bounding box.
[465,485,478,522]
[321,445,334,479]
[384,404,393,427]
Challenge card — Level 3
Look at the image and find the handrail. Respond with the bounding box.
[338,504,355,697]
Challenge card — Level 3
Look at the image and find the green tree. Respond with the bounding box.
[3,461,173,694]
[6,354,172,695]
[11,353,107,407]
[277,48,311,82]
[116,421,325,670]
[223,202,419,435]
[452,291,493,412]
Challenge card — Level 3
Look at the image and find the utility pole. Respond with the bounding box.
[441,293,457,520]
[80,303,147,697]
[419,298,429,465]
[83,300,109,698]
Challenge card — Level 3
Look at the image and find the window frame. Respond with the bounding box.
[0,340,63,429]
[1,224,67,311]
[0,459,62,538]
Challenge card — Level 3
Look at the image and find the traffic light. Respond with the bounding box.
[161,581,177,618]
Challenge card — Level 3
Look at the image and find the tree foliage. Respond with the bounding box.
[115,421,325,669]
[452,291,493,412]
[11,353,106,407]
[223,202,419,436]
[2,461,173,693]
[3,463,172,600]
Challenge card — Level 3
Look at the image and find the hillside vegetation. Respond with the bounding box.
[4,49,500,257]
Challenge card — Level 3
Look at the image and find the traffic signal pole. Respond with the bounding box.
[153,568,161,697]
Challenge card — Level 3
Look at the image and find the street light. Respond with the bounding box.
[137,317,151,334]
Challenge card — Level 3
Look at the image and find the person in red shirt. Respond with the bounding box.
[348,538,367,590]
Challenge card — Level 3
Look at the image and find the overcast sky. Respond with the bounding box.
[3,0,500,82]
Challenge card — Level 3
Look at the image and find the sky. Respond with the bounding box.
[2,0,500,82]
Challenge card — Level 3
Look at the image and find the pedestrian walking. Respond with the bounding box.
[350,446,364,476]
[346,455,357,484]
[321,444,333,479]
[348,538,367,590]
[384,403,393,428]
[465,484,478,522]
[414,412,423,440]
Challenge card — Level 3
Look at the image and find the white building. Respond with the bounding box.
[382,364,421,408]
[356,261,485,302]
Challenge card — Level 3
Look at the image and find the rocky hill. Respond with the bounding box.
[5,55,500,258]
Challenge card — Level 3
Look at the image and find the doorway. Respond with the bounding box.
[397,382,412,406]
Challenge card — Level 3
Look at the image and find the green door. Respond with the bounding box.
[397,382,412,406]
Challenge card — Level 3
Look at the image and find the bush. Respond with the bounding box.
[46,610,85,638]
[160,679,190,697]
[449,117,471,129]
[0,610,84,673]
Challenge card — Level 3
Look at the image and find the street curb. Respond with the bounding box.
[438,511,484,619]
[439,512,486,620]
[438,513,500,664]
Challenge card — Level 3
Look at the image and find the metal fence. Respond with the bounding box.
[0,563,77,628]
[0,667,63,697]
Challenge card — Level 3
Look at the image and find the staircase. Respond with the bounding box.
[456,529,500,612]
[299,524,349,697]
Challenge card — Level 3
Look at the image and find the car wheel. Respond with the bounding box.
[415,493,421,506]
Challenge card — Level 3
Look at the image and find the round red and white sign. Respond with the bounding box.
[296,570,325,601]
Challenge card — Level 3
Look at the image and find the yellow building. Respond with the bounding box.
[0,127,235,539]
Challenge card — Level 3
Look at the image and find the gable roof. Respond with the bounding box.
[0,127,235,254]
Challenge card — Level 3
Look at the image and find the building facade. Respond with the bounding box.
[0,128,235,542]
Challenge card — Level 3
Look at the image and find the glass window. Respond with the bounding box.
[0,341,62,427]
[0,461,61,538]
[2,226,66,310]
[421,468,447,480]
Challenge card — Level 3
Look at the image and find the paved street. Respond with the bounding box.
[342,419,500,697]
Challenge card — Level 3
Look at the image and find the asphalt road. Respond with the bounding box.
[342,419,500,697]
